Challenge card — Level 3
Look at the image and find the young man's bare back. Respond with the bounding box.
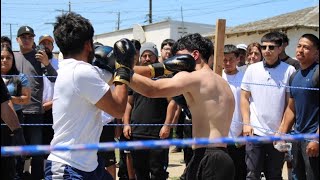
[130,33,235,179]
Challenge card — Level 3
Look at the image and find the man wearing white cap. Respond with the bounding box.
[236,44,247,67]
[38,34,59,148]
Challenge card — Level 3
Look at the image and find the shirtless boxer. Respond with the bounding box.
[129,33,236,180]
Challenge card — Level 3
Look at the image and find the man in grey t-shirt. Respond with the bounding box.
[14,25,57,180]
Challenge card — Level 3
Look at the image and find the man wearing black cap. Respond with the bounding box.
[14,26,58,180]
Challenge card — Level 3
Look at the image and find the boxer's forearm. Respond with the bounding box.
[240,90,251,124]
[133,66,153,78]
[1,100,21,131]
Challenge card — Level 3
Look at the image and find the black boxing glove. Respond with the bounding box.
[149,54,196,78]
[113,38,136,85]
[173,95,192,119]
[93,46,115,73]
[10,128,26,146]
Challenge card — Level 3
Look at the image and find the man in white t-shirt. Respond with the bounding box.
[222,44,246,180]
[241,32,296,179]
[45,12,135,179]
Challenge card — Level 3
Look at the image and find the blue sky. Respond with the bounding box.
[1,0,319,51]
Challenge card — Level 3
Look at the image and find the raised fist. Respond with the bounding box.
[149,54,196,78]
[93,45,115,73]
[113,38,136,84]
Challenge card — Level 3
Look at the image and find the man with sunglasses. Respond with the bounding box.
[241,31,296,179]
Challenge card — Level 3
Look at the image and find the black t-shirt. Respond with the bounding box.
[129,87,169,139]
[282,57,300,70]
[0,78,10,104]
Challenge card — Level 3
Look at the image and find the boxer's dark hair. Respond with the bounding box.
[53,12,94,57]
[172,33,213,63]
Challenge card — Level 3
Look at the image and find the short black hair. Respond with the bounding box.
[261,32,283,46]
[276,31,290,45]
[300,34,319,50]
[1,36,12,47]
[161,39,175,49]
[131,39,141,51]
[224,44,239,57]
[53,12,94,57]
[172,33,213,63]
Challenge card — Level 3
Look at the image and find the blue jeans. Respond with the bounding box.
[292,141,319,180]
[45,157,113,180]
[245,141,285,180]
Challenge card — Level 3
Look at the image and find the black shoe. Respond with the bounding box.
[22,172,32,180]
[171,147,182,153]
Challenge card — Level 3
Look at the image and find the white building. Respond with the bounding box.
[93,19,215,53]
[205,6,319,58]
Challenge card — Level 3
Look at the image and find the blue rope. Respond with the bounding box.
[1,134,318,156]
[1,123,192,126]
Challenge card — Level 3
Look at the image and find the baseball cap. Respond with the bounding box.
[17,26,35,37]
[236,44,247,51]
[140,42,158,57]
[39,34,54,44]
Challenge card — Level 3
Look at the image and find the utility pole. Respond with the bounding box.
[69,0,71,12]
[116,12,120,30]
[5,23,18,40]
[149,0,152,24]
[181,6,185,35]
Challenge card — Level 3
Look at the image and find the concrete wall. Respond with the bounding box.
[93,29,133,47]
[93,20,214,54]
[222,28,319,58]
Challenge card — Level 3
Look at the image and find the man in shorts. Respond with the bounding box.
[129,33,236,180]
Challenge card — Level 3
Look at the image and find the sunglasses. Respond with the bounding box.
[261,45,278,51]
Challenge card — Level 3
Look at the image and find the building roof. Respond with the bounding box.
[205,6,319,38]
[231,6,319,34]
[95,19,214,38]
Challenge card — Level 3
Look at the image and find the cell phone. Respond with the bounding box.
[35,44,45,54]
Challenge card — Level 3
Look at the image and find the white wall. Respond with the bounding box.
[143,23,171,52]
[93,20,214,54]
[94,29,133,47]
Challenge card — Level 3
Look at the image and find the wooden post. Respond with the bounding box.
[213,19,226,76]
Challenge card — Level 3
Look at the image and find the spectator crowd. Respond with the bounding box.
[1,12,318,180]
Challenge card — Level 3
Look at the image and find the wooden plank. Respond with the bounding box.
[213,19,226,76]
